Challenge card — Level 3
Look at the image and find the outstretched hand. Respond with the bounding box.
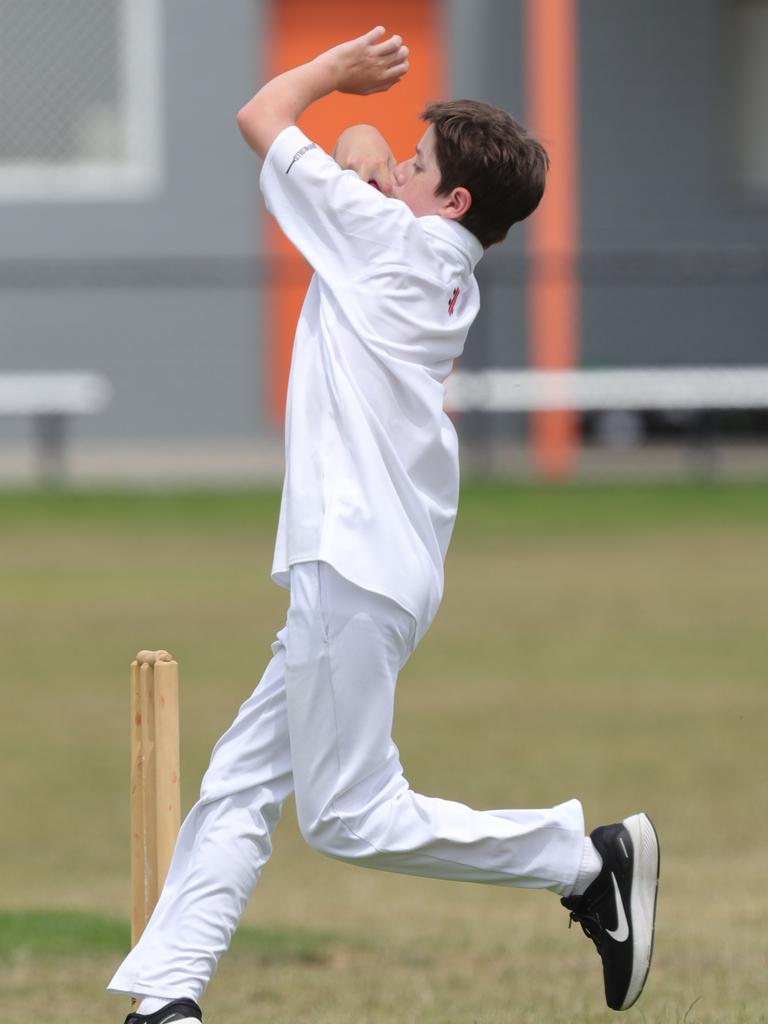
[322,26,409,96]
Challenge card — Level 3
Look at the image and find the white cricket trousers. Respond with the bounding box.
[109,561,584,1002]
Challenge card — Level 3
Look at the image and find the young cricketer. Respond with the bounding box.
[110,27,659,1024]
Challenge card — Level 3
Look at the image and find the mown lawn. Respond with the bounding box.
[1,484,766,1023]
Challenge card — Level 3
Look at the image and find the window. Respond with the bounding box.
[0,0,163,202]
[725,0,768,195]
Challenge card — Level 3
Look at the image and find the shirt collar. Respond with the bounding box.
[419,215,484,272]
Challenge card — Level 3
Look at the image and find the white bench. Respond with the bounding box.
[0,372,112,484]
[446,366,768,413]
[446,366,768,472]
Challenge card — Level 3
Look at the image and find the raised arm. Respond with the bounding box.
[333,124,397,196]
[236,26,409,160]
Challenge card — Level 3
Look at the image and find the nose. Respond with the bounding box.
[393,161,407,185]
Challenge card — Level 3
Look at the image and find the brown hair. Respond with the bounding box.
[421,100,549,249]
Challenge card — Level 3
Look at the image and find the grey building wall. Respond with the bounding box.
[446,0,528,451]
[447,0,767,462]
[0,0,269,457]
[452,0,767,378]
[1,0,765,481]
[448,0,528,369]
[579,0,767,368]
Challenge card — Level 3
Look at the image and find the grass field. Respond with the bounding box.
[1,483,767,1024]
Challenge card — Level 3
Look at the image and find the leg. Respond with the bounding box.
[109,628,294,1003]
[285,562,585,893]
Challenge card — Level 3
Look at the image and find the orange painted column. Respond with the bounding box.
[525,0,580,478]
[264,0,444,424]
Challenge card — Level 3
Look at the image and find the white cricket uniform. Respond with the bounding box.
[108,127,585,1005]
[265,126,483,644]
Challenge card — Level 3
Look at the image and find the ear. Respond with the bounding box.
[440,186,472,222]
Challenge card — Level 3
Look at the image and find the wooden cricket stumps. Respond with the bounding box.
[130,649,181,948]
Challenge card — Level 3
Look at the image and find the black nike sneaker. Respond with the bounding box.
[561,812,660,1011]
[123,999,202,1024]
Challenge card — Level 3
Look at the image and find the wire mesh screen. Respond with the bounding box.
[0,0,162,199]
[0,0,121,164]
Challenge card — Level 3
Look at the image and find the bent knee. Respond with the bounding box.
[298,806,378,862]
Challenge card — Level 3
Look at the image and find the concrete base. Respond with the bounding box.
[0,438,766,488]
[0,438,285,488]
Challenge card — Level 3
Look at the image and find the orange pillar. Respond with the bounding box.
[525,0,580,478]
[264,0,444,424]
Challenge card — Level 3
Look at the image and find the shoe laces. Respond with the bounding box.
[566,904,606,951]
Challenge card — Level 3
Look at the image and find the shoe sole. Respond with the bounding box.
[620,812,660,1010]
[130,1018,200,1024]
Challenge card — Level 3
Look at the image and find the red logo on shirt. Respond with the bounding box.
[448,287,461,316]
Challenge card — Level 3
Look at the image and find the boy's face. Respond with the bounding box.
[392,126,445,216]
[393,125,471,224]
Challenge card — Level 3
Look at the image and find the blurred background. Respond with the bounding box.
[1,3,767,1024]
[1,0,766,486]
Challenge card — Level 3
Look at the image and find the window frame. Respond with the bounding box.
[0,0,164,204]
[723,0,768,200]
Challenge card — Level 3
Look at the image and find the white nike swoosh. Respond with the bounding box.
[605,872,630,942]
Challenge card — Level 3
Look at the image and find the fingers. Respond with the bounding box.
[387,44,409,68]
[372,33,404,56]
[377,40,409,79]
[370,168,395,197]
[334,28,410,95]
[344,159,395,194]
[368,34,409,92]
[383,55,409,81]
[368,56,409,94]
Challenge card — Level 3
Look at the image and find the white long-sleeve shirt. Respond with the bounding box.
[260,126,483,643]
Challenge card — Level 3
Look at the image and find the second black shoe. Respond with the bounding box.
[124,999,203,1024]
[561,812,660,1011]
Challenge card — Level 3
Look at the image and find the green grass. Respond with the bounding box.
[1,483,767,1023]
[2,480,768,534]
[0,909,351,964]
[0,910,129,958]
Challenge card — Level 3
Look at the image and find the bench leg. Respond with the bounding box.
[34,413,68,486]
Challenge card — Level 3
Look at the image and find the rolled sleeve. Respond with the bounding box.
[259,126,415,282]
